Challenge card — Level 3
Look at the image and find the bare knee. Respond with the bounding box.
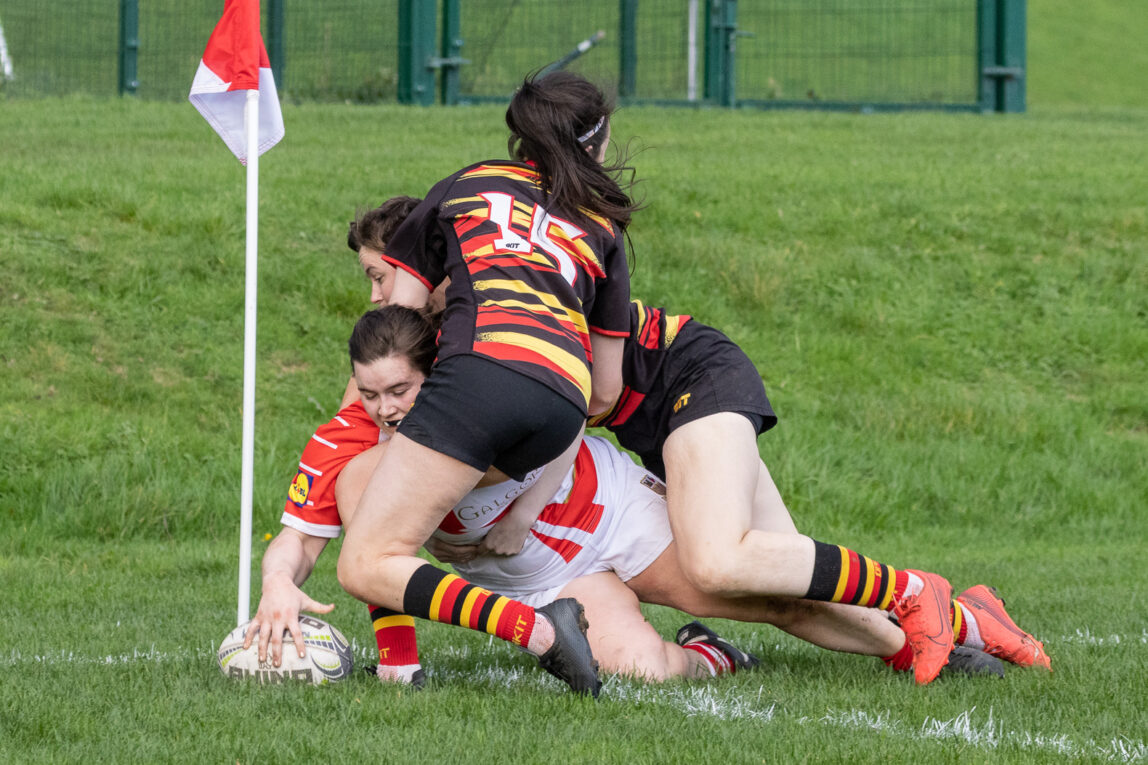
[679,555,751,597]
[336,549,372,603]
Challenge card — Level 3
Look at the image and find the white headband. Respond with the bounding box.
[577,116,606,144]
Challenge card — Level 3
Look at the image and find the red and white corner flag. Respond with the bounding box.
[190,0,282,627]
[189,0,284,164]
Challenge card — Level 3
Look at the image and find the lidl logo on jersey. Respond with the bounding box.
[288,471,313,507]
[673,392,692,413]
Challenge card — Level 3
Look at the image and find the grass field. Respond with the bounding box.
[2,95,1146,762]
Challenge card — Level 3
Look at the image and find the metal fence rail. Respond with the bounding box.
[0,0,1023,111]
[737,2,978,107]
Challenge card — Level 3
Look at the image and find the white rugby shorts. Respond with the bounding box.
[452,436,673,607]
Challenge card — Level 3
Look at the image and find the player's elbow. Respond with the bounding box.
[588,371,622,416]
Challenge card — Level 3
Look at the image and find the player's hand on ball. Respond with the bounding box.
[219,616,353,685]
[245,571,334,666]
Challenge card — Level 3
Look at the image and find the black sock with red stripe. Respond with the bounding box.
[402,563,537,648]
[805,540,909,611]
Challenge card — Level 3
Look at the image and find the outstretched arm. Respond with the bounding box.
[244,527,333,666]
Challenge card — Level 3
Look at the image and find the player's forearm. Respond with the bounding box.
[506,422,585,528]
[262,529,326,588]
[588,333,624,415]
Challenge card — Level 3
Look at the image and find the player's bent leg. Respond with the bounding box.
[629,542,905,657]
[556,572,688,681]
[749,458,799,535]
[663,414,819,597]
[337,433,484,608]
[336,434,599,695]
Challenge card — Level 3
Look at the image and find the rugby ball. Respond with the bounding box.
[217,615,354,685]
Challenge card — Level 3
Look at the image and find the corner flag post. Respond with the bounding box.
[237,87,260,625]
[189,0,285,626]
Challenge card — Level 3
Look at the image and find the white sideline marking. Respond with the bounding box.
[5,638,1145,763]
[1057,628,1148,646]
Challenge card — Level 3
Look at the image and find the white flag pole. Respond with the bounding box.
[237,87,260,626]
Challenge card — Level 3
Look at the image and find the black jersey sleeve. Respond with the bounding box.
[587,222,631,336]
[381,174,455,290]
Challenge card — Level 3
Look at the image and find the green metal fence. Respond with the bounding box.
[0,0,1024,111]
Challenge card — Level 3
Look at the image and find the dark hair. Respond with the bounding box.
[505,71,640,230]
[348,196,422,253]
[348,305,438,377]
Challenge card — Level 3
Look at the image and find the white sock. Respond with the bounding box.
[958,603,984,650]
[682,642,734,678]
[376,663,422,685]
[902,571,925,600]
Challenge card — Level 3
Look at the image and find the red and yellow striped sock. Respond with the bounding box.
[369,604,419,668]
[402,564,536,648]
[952,599,970,645]
[805,540,909,611]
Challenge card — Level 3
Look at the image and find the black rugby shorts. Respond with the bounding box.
[397,354,586,481]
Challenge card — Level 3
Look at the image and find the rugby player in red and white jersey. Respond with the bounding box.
[256,306,1031,686]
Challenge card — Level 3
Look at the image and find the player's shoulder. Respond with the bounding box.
[307,401,381,452]
[454,159,539,188]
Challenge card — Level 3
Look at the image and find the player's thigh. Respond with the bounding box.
[662,412,761,555]
[749,459,800,535]
[334,445,386,526]
[557,572,674,679]
[343,432,483,557]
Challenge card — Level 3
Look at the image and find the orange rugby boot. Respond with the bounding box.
[893,570,955,684]
[957,585,1051,670]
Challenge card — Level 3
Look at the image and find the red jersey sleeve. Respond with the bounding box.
[280,401,382,538]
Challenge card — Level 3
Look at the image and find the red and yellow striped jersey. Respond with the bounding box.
[383,161,631,412]
[589,300,691,429]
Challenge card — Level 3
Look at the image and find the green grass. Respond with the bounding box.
[2,98,1146,761]
[1028,0,1148,108]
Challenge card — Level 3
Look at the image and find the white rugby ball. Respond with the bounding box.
[217,615,354,685]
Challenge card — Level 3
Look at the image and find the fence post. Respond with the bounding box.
[118,0,139,96]
[619,0,638,98]
[439,0,462,104]
[977,0,1025,113]
[268,0,286,93]
[398,0,436,105]
[998,0,1025,112]
[704,0,737,106]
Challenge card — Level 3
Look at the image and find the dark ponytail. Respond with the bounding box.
[505,71,640,230]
